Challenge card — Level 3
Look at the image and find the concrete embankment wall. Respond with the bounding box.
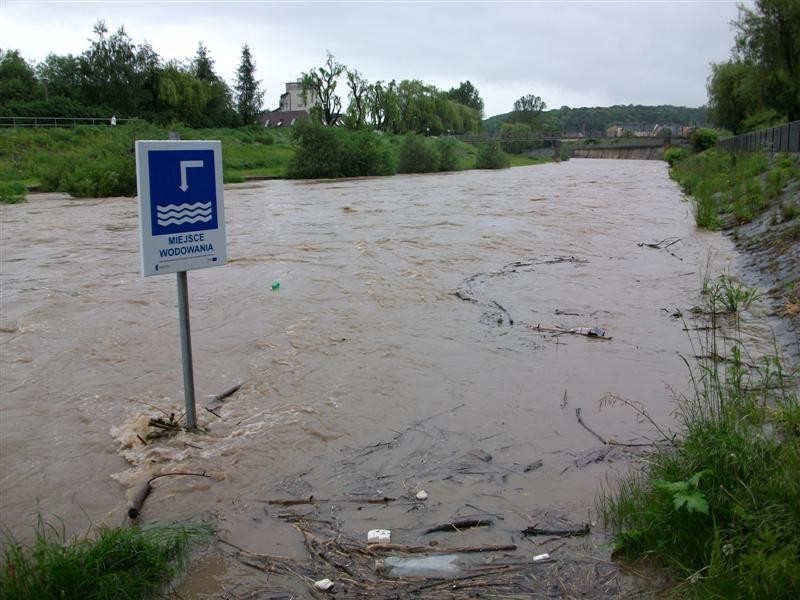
[569,145,665,160]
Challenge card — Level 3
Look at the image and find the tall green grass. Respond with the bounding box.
[0,124,292,197]
[599,285,800,598]
[0,519,210,600]
[670,149,800,229]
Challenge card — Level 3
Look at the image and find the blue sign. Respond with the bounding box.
[148,149,218,236]
[136,140,227,277]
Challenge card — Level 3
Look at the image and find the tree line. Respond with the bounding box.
[295,52,484,135]
[0,23,486,135]
[707,0,799,134]
[484,104,709,136]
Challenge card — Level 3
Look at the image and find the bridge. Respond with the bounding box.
[448,132,689,160]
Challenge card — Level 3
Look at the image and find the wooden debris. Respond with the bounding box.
[467,448,492,462]
[128,471,210,520]
[365,543,516,554]
[424,519,493,534]
[521,524,590,537]
[575,407,607,445]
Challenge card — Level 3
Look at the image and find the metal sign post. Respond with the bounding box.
[135,140,227,429]
[176,271,197,427]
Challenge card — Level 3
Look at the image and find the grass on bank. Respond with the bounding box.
[0,123,294,200]
[0,519,210,600]
[0,123,561,202]
[669,148,800,230]
[599,281,800,598]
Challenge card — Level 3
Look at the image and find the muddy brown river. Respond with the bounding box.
[1,159,795,597]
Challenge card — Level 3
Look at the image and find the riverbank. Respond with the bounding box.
[670,148,800,328]
[0,124,551,202]
[598,149,800,598]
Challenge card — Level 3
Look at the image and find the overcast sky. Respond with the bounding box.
[1,0,744,117]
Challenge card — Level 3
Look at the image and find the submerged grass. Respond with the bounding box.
[0,519,210,600]
[599,289,800,598]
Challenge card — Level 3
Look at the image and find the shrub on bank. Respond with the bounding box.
[0,181,26,203]
[690,128,719,153]
[287,121,396,179]
[398,134,440,173]
[475,141,510,169]
[664,147,688,167]
[435,137,462,172]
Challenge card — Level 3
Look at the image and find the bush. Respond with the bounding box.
[398,134,440,173]
[435,137,462,172]
[475,142,510,169]
[287,121,397,179]
[286,120,344,179]
[0,181,26,203]
[664,147,688,167]
[691,128,719,153]
[340,129,396,177]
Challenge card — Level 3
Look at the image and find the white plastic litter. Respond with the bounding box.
[533,553,551,562]
[367,529,391,544]
[382,554,460,578]
[314,578,334,591]
[415,490,428,501]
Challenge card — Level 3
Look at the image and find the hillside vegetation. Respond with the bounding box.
[484,104,709,135]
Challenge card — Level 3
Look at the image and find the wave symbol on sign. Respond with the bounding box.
[156,202,212,226]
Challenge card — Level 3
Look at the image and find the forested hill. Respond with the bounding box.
[484,105,709,135]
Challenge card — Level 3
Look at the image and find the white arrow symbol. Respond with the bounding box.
[179,160,204,192]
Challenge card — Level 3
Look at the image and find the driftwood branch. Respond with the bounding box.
[575,408,607,445]
[128,472,210,519]
[424,519,493,534]
[365,543,516,554]
[521,524,590,537]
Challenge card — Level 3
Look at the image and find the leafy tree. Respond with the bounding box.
[447,80,484,115]
[367,80,395,131]
[707,61,762,133]
[512,94,547,128]
[78,21,160,115]
[0,50,39,104]
[156,62,212,126]
[234,44,264,125]
[36,53,83,101]
[499,122,538,153]
[345,69,369,129]
[302,52,345,126]
[733,0,800,121]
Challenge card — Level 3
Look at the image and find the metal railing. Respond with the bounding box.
[0,116,144,128]
[717,120,800,153]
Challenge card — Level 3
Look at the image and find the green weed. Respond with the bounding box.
[0,518,211,599]
[599,313,800,598]
[0,181,26,203]
[670,148,791,229]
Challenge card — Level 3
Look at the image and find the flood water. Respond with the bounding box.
[1,159,794,596]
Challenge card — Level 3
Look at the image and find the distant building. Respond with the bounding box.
[259,81,319,128]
